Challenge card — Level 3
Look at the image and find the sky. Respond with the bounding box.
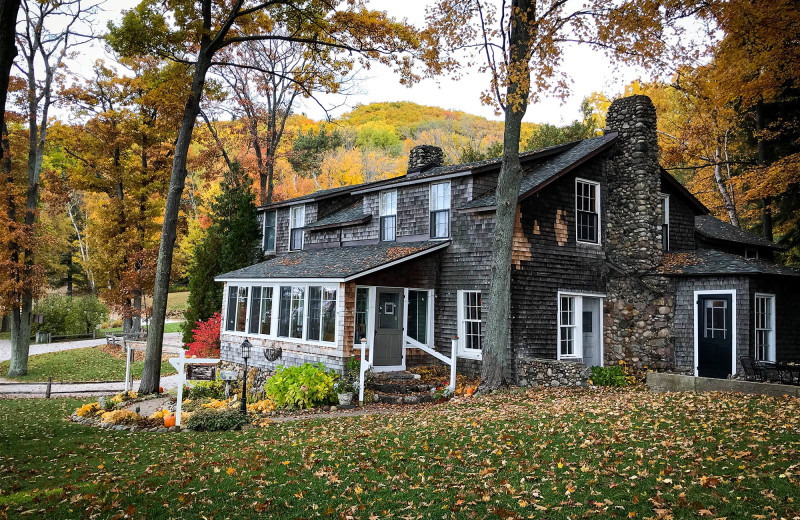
[73,0,653,126]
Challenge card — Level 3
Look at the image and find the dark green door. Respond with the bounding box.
[374,289,403,367]
[697,294,733,379]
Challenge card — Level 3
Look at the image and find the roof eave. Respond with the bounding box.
[305,215,372,231]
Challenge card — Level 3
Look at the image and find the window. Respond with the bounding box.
[458,290,482,354]
[754,294,775,361]
[354,287,369,344]
[307,286,337,342]
[661,195,670,251]
[745,248,759,260]
[559,295,577,357]
[703,299,728,340]
[248,286,273,335]
[430,181,451,239]
[278,286,305,339]
[289,205,304,251]
[225,286,248,332]
[263,211,276,252]
[407,290,430,345]
[380,190,397,242]
[576,179,600,244]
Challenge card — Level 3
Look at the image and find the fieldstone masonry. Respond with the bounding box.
[517,358,590,387]
[603,95,675,374]
[407,145,444,173]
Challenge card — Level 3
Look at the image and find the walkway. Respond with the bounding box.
[0,332,184,362]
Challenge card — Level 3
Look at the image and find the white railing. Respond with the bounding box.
[358,339,372,405]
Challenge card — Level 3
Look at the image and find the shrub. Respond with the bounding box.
[187,377,230,400]
[184,408,249,431]
[76,402,100,417]
[334,379,355,394]
[589,365,629,387]
[100,409,140,425]
[33,295,109,335]
[264,363,336,409]
[185,313,222,358]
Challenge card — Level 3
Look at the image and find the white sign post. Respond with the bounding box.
[169,350,220,426]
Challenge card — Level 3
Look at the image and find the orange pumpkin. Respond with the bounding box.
[159,386,164,393]
[163,413,176,428]
[466,386,476,396]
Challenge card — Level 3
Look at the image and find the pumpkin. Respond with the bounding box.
[466,386,476,396]
[159,386,164,393]
[163,413,176,428]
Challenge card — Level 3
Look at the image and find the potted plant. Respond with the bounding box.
[334,379,356,406]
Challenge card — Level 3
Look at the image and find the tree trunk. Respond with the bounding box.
[139,53,212,394]
[713,144,739,227]
[8,298,31,376]
[479,0,532,392]
[0,0,21,144]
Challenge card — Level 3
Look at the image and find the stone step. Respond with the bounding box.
[367,381,437,394]
[371,371,421,382]
[372,392,438,405]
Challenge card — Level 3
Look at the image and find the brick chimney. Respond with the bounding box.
[407,145,444,175]
[604,95,662,272]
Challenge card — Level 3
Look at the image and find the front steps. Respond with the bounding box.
[367,371,440,405]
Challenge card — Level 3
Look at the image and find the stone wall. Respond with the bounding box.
[517,358,590,387]
[408,145,444,172]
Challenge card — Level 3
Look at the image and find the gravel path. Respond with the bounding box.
[0,332,184,362]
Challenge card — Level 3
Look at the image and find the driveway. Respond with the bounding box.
[0,332,184,362]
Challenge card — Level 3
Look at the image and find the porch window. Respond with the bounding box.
[248,286,262,334]
[248,286,273,335]
[754,294,775,361]
[278,286,305,339]
[263,210,276,253]
[661,194,670,251]
[407,290,429,345]
[354,287,369,344]
[576,179,600,244]
[559,295,577,357]
[225,285,238,331]
[459,290,482,354]
[289,205,304,251]
[307,286,337,342]
[430,181,450,239]
[380,190,397,242]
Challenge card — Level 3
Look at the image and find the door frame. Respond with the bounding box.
[693,289,737,378]
[556,290,605,366]
[372,286,406,372]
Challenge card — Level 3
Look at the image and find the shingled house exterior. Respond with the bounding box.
[216,95,800,386]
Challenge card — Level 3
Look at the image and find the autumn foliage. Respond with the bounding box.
[185,313,222,358]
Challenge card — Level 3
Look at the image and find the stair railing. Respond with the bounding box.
[358,338,372,405]
[405,336,458,392]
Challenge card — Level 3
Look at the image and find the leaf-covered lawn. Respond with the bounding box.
[0,347,177,382]
[0,388,798,519]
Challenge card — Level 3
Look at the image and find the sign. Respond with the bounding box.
[187,364,216,381]
[219,370,238,381]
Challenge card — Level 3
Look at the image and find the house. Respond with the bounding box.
[215,95,800,386]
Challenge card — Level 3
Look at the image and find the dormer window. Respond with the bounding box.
[576,179,600,244]
[263,210,276,253]
[289,205,304,251]
[380,190,397,242]
[430,181,451,239]
[745,248,759,260]
[661,194,670,251]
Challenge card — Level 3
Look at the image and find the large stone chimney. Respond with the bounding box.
[604,95,662,272]
[407,145,444,175]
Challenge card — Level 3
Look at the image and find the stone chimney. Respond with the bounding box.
[407,145,444,175]
[604,95,663,272]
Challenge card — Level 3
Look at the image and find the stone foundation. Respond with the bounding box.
[517,357,590,387]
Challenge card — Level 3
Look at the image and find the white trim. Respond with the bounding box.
[372,286,406,372]
[575,177,601,245]
[661,194,670,251]
[429,181,451,239]
[693,289,737,377]
[754,293,776,362]
[556,291,605,363]
[457,289,483,360]
[342,241,451,281]
[216,277,345,283]
[262,209,276,253]
[288,204,305,251]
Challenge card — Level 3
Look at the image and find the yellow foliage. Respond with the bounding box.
[76,402,100,417]
[247,399,276,414]
[202,398,234,409]
[100,409,140,425]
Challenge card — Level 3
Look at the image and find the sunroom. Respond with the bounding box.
[214,241,450,375]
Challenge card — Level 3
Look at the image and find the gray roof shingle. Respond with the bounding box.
[306,201,370,229]
[695,215,783,250]
[660,249,800,277]
[215,240,449,281]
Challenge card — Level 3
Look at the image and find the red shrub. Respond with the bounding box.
[185,313,222,358]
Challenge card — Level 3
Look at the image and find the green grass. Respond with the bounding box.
[0,347,177,382]
[167,291,189,314]
[1,388,799,519]
[98,322,185,334]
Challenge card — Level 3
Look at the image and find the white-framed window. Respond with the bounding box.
[225,286,249,333]
[661,194,670,251]
[558,295,578,357]
[457,290,482,357]
[430,181,451,239]
[262,210,276,253]
[575,179,600,244]
[406,289,432,346]
[354,287,370,344]
[380,190,397,242]
[223,282,337,345]
[754,293,776,361]
[289,205,305,251]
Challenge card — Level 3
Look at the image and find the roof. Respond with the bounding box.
[659,249,800,277]
[695,215,784,250]
[306,201,371,230]
[660,168,708,214]
[215,240,449,281]
[460,133,618,210]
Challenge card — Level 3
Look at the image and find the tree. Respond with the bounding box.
[108,0,439,393]
[429,0,695,390]
[0,0,21,139]
[524,97,605,151]
[3,0,94,376]
[182,164,262,343]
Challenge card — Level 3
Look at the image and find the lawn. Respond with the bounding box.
[98,321,185,334]
[0,346,177,382]
[1,388,798,519]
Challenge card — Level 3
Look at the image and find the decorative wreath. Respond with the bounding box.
[264,347,282,362]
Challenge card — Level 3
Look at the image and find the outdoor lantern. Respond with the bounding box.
[239,339,252,414]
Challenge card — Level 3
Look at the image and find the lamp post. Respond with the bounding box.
[239,339,252,414]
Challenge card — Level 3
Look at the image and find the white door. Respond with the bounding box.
[581,297,602,367]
